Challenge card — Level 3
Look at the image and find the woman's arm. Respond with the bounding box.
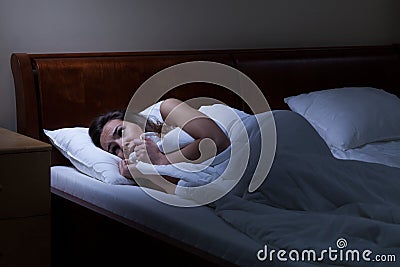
[119,98,229,193]
[156,98,230,164]
[118,160,177,194]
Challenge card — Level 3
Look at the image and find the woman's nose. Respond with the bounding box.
[116,138,124,159]
[115,138,123,147]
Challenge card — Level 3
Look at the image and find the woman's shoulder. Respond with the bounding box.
[159,98,186,120]
[139,101,164,122]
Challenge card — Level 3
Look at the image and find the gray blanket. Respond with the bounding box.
[214,111,400,267]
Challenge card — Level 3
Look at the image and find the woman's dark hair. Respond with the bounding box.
[89,109,125,148]
[89,109,162,148]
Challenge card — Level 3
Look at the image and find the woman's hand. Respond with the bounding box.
[118,159,177,194]
[118,159,133,179]
[134,138,169,165]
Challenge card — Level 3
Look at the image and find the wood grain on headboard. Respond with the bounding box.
[233,45,400,110]
[11,45,400,165]
[11,51,241,139]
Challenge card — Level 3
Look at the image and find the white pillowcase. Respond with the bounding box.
[44,102,163,185]
[44,127,135,185]
[284,87,400,150]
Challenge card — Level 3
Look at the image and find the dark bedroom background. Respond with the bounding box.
[0,0,399,131]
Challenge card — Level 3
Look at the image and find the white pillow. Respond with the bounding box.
[44,127,135,185]
[284,87,400,150]
[44,102,164,185]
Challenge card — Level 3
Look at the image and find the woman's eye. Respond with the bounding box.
[117,126,123,137]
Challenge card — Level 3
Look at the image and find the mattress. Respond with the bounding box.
[330,140,400,169]
[50,165,262,266]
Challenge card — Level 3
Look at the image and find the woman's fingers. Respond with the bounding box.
[132,139,167,165]
[123,138,143,159]
[123,143,134,159]
[118,160,127,176]
[135,148,150,163]
[134,140,153,163]
[127,138,164,164]
[133,138,144,146]
[118,159,135,179]
[134,143,146,152]
[133,139,145,152]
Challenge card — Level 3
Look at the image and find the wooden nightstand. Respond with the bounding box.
[0,128,51,267]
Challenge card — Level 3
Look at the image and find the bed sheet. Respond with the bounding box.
[330,140,400,168]
[214,150,400,267]
[50,166,263,266]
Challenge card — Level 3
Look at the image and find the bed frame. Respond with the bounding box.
[11,45,400,266]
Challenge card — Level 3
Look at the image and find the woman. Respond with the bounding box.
[89,98,231,193]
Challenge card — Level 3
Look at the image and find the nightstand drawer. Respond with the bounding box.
[0,151,50,218]
[0,215,50,267]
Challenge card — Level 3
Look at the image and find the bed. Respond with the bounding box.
[11,45,400,267]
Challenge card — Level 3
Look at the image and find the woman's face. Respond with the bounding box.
[100,119,143,158]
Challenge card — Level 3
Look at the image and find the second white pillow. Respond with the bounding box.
[284,87,400,150]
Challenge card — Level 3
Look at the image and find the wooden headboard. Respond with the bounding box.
[11,45,400,165]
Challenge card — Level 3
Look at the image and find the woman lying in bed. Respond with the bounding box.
[89,98,234,194]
